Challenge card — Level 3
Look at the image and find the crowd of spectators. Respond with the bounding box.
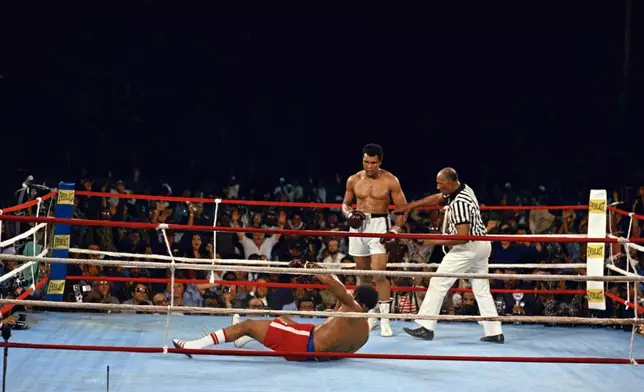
[1,170,643,332]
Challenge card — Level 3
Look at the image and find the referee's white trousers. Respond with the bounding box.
[415,241,502,337]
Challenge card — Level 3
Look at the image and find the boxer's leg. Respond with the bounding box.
[353,255,372,285]
[174,319,272,351]
[370,252,392,337]
[277,315,297,325]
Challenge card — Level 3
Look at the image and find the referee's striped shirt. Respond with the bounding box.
[443,184,487,237]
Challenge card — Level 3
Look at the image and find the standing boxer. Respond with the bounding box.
[342,143,408,337]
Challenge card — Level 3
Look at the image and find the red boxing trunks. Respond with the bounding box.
[263,318,316,361]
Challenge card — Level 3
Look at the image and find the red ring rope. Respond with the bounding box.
[75,190,588,211]
[7,342,642,364]
[66,275,587,295]
[0,192,56,214]
[0,277,49,315]
[1,214,639,243]
[609,206,644,221]
[605,292,644,313]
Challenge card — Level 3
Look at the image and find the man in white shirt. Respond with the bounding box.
[322,239,345,264]
[231,209,286,260]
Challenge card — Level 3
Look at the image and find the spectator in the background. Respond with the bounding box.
[122,283,152,310]
[248,278,270,307]
[183,232,209,279]
[557,209,580,262]
[213,212,236,259]
[84,279,120,307]
[231,209,285,259]
[491,229,525,264]
[322,239,345,264]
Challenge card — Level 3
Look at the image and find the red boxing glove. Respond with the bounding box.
[346,210,367,229]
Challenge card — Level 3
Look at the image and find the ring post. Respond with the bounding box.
[587,189,607,311]
[45,182,75,302]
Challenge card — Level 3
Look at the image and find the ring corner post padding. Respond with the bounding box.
[45,182,75,302]
[587,189,607,311]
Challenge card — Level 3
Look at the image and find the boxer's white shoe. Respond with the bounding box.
[232,314,254,348]
[367,308,379,331]
[378,301,393,337]
[380,319,393,337]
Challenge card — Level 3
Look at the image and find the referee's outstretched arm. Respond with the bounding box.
[393,192,446,214]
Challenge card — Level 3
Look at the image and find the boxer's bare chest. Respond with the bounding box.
[353,174,390,202]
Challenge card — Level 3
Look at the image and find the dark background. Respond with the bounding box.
[2,4,643,205]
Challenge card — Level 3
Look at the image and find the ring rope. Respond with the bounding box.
[0,277,49,317]
[2,214,641,244]
[1,254,642,282]
[0,223,47,248]
[0,191,56,214]
[74,190,591,212]
[67,248,588,270]
[0,248,49,285]
[62,275,589,295]
[609,206,644,221]
[1,298,642,325]
[8,341,643,364]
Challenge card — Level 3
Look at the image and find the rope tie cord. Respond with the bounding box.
[210,198,221,283]
[160,228,176,353]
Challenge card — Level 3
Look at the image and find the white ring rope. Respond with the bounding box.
[0,223,47,248]
[68,248,587,270]
[0,254,642,282]
[0,248,49,284]
[609,234,644,253]
[27,197,43,290]
[0,298,641,326]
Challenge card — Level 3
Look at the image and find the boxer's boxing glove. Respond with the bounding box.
[346,210,367,229]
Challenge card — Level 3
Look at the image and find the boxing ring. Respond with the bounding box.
[0,189,643,391]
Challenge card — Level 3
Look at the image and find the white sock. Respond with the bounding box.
[182,329,227,349]
[379,301,390,314]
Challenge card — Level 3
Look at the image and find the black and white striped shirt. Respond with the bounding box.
[442,184,487,237]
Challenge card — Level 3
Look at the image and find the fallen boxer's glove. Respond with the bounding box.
[346,210,367,229]
[288,258,309,269]
[289,259,313,283]
[380,225,403,244]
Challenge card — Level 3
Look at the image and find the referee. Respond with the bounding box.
[394,167,504,343]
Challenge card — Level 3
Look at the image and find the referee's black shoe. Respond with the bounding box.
[480,334,504,344]
[403,326,434,340]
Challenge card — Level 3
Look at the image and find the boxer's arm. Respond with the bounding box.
[310,263,360,310]
[342,176,356,218]
[389,175,408,230]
